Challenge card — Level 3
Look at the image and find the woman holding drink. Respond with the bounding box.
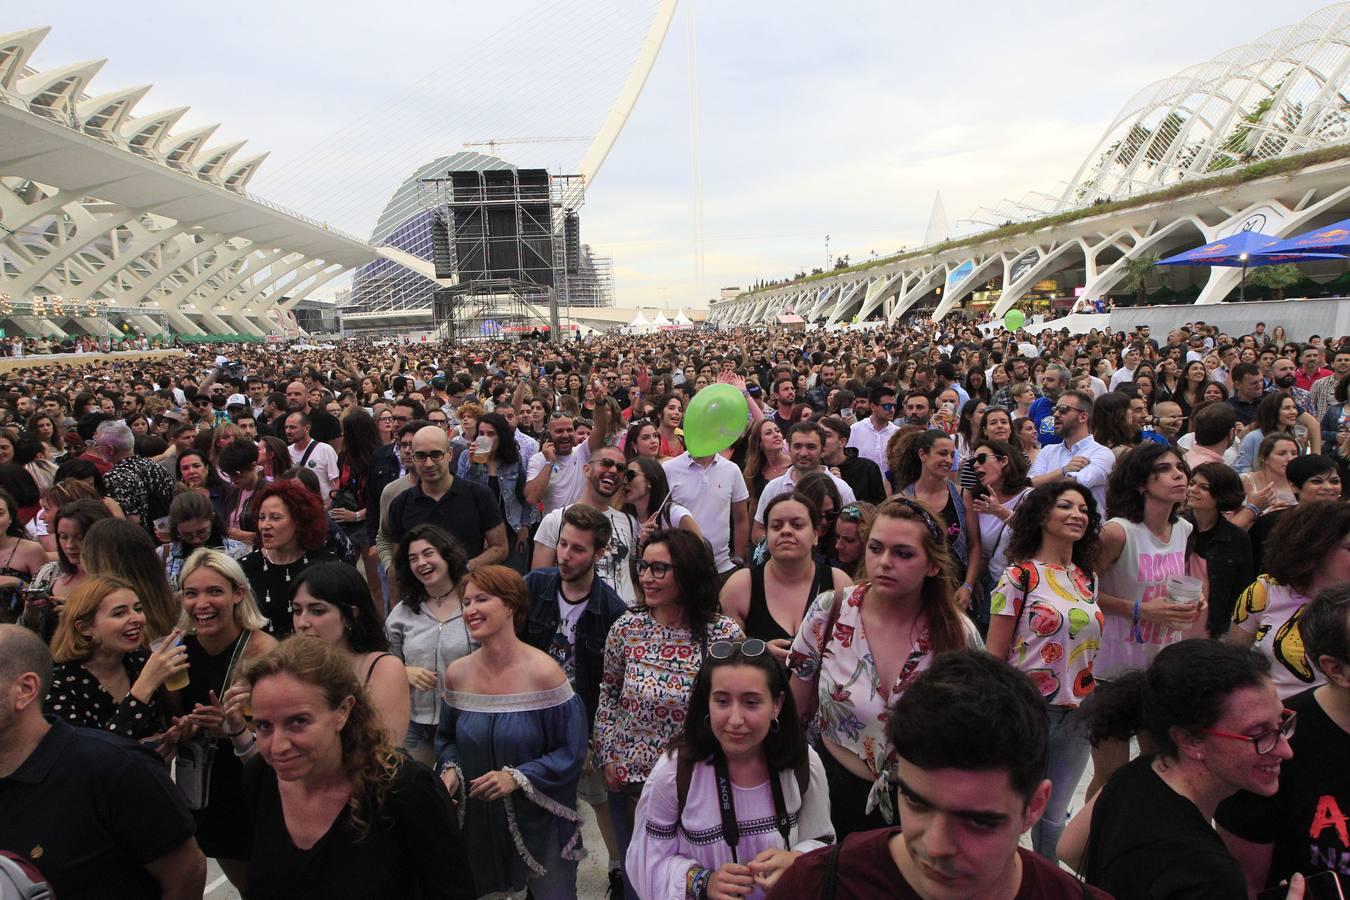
[45,574,186,740]
[457,411,535,573]
[166,548,277,895]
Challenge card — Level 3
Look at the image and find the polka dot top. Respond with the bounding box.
[45,649,166,740]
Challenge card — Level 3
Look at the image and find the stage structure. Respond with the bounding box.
[421,167,586,343]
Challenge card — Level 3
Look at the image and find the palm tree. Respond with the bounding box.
[1246,263,1304,301]
[1119,253,1160,306]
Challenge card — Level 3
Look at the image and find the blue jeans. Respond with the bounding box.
[1031,704,1090,863]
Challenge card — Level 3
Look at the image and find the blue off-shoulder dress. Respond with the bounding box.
[435,681,588,899]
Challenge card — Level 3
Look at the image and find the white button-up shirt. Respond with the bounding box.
[662,453,749,572]
[754,467,857,525]
[847,418,900,476]
[1027,433,1116,514]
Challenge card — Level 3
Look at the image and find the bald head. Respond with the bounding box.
[0,624,52,711]
[285,381,308,411]
[411,425,452,485]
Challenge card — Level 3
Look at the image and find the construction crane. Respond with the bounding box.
[463,137,591,155]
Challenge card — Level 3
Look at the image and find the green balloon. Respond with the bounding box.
[683,383,749,456]
[1003,308,1026,331]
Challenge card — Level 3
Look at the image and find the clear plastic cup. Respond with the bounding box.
[471,434,492,464]
[150,633,190,691]
[1164,575,1203,607]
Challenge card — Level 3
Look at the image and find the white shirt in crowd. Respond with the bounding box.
[662,453,750,573]
[534,503,639,606]
[525,442,593,517]
[289,439,340,505]
[1026,434,1116,514]
[754,467,856,525]
[847,418,900,475]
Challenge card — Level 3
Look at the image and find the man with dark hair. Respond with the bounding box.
[1027,389,1114,512]
[771,376,798,431]
[0,625,207,898]
[1310,345,1350,418]
[823,416,886,504]
[753,421,855,542]
[847,384,899,477]
[1229,362,1266,426]
[902,390,932,428]
[1183,402,1237,470]
[770,650,1107,899]
[521,504,628,894]
[285,411,339,504]
[1217,583,1350,895]
[805,361,837,409]
[934,360,969,408]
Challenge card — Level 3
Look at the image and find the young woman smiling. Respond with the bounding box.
[168,549,277,894]
[435,564,589,900]
[46,575,186,739]
[291,562,410,747]
[721,492,851,661]
[386,525,475,767]
[628,644,834,900]
[893,430,981,612]
[622,456,700,542]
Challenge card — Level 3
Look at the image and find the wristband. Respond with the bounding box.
[1131,596,1144,643]
[224,725,247,738]
[232,736,256,757]
[1242,502,1260,516]
[961,582,974,592]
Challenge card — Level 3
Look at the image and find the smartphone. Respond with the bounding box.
[1258,872,1345,900]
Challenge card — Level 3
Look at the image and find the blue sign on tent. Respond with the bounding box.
[480,320,501,336]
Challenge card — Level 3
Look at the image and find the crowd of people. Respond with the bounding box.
[0,315,1346,900]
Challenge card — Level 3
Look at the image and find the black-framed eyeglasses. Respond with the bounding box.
[1199,709,1296,755]
[635,560,673,579]
[971,452,1006,466]
[708,639,767,660]
[392,415,409,423]
[822,509,840,523]
[412,450,446,462]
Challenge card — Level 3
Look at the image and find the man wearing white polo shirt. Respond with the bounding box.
[1027,389,1115,512]
[753,422,856,542]
[847,384,900,480]
[662,448,750,585]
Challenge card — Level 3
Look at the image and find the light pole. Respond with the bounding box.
[825,234,831,270]
[1239,252,1249,301]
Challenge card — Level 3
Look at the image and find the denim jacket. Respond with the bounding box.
[901,478,970,566]
[456,454,537,531]
[521,567,627,731]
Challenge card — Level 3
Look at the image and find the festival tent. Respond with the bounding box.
[673,308,693,326]
[628,309,653,334]
[651,311,672,327]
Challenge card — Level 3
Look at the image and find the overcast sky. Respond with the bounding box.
[27,0,1330,309]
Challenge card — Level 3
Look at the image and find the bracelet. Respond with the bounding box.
[685,865,703,899]
[232,736,256,757]
[961,582,974,592]
[692,868,712,900]
[1131,596,1143,643]
[1242,502,1260,517]
[224,725,247,738]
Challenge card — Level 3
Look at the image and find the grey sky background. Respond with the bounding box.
[25,1,1330,309]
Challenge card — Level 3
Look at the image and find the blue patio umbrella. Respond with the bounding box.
[1257,217,1350,256]
[1156,230,1344,301]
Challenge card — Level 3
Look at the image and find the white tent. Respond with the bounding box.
[628,309,653,334]
[651,311,672,327]
[673,308,692,326]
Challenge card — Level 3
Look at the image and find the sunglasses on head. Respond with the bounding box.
[708,639,767,660]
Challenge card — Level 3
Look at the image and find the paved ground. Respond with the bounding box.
[202,755,1098,897]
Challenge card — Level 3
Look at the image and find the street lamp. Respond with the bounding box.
[1239,252,1249,302]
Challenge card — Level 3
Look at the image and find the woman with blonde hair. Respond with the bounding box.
[81,517,179,641]
[155,547,278,893]
[243,637,472,899]
[46,574,188,739]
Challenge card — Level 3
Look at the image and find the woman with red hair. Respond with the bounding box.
[239,478,334,638]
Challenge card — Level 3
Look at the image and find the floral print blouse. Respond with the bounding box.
[593,610,743,785]
[787,585,981,821]
[45,649,166,740]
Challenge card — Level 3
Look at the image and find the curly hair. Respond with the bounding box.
[1005,481,1102,574]
[638,528,721,641]
[253,479,329,551]
[1264,501,1350,592]
[244,636,400,840]
[1105,443,1187,523]
[394,525,470,614]
[891,429,953,489]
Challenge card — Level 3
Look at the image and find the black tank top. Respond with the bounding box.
[744,558,834,643]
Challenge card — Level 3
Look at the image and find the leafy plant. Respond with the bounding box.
[1120,254,1160,306]
[1246,263,1303,301]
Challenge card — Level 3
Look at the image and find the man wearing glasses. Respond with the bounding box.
[381,425,507,573]
[847,385,900,481]
[1027,389,1115,513]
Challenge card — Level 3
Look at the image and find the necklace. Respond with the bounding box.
[426,588,456,606]
[260,549,309,619]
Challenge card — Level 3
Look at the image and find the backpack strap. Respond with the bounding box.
[820,836,845,900]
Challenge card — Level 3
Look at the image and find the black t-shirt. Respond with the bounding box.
[386,479,502,560]
[768,827,1108,899]
[1215,687,1350,889]
[1085,755,1248,899]
[0,719,196,899]
[244,752,474,899]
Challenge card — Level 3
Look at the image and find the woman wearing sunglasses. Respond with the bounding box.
[594,529,744,896]
[968,439,1034,595]
[1059,641,1298,899]
[721,492,852,662]
[986,481,1103,863]
[622,456,699,543]
[787,496,978,838]
[628,640,834,900]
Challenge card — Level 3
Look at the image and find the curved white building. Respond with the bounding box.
[714,4,1350,327]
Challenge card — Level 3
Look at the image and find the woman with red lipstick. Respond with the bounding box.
[45,574,185,739]
[986,481,1104,863]
[1061,640,1297,900]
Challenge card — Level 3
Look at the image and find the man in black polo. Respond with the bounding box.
[0,625,206,899]
[1228,362,1266,426]
[379,425,507,572]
